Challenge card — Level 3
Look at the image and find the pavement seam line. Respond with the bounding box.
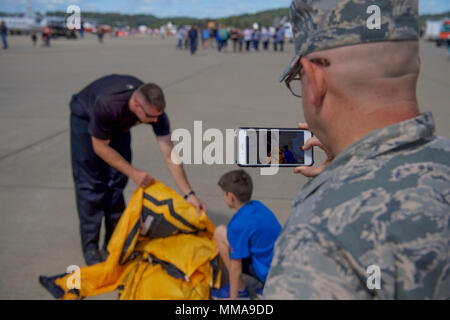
[0,128,69,163]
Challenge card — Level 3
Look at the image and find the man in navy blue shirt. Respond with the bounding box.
[70,74,206,265]
[212,170,281,299]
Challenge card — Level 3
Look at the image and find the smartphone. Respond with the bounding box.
[237,128,314,167]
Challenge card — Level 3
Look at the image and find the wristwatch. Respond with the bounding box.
[183,190,196,200]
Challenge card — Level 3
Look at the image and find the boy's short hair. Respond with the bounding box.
[218,170,253,203]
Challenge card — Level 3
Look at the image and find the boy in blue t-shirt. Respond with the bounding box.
[212,170,281,300]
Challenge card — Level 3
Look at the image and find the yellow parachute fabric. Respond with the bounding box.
[42,180,220,300]
[118,250,213,300]
[134,234,219,281]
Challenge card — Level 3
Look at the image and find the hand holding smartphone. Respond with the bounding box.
[237,128,314,167]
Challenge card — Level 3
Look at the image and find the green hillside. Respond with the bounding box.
[44,7,290,28]
[3,8,448,29]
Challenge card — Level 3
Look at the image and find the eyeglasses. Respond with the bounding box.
[135,98,160,120]
[285,58,330,98]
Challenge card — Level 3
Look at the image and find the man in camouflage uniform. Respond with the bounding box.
[264,0,449,299]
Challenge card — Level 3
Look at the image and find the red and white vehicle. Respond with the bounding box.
[436,20,450,46]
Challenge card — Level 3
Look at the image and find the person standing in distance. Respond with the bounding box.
[70,74,207,265]
[188,25,198,55]
[1,21,8,49]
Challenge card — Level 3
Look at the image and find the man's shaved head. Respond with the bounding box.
[300,40,421,156]
[308,40,420,106]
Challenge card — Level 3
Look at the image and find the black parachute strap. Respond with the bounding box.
[38,274,82,299]
[38,274,66,299]
[117,284,125,299]
[119,221,140,266]
[140,206,180,238]
[143,193,205,232]
[149,254,187,281]
[67,289,81,299]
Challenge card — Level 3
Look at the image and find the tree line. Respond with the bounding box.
[43,8,290,28]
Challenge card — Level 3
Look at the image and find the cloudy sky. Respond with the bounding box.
[1,0,449,18]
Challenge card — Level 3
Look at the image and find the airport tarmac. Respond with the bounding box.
[0,34,449,299]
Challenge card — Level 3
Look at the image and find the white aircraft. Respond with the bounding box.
[0,0,46,34]
[272,16,293,40]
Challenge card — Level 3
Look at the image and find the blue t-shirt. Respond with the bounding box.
[202,29,210,39]
[227,200,281,283]
[284,149,296,164]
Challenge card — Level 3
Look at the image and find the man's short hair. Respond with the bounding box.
[137,83,166,112]
[218,170,253,204]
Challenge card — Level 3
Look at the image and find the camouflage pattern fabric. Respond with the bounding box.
[264,112,450,299]
[280,0,419,82]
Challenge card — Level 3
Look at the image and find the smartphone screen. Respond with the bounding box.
[237,128,313,167]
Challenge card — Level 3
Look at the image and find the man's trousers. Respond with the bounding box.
[70,114,132,263]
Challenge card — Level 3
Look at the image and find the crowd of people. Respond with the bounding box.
[0,21,53,49]
[177,24,288,55]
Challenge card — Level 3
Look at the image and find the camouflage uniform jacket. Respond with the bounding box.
[264,112,450,299]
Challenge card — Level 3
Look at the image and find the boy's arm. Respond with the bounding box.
[229,259,243,300]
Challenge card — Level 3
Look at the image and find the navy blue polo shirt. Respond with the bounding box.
[227,200,282,283]
[70,74,170,140]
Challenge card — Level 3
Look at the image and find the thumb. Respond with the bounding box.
[293,167,306,174]
[294,166,322,178]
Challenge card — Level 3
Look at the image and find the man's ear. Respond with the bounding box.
[301,57,327,108]
[129,92,136,111]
